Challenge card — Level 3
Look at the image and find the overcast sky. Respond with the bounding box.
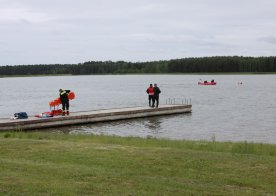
[1,0,276,65]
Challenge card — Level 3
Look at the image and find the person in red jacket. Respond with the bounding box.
[146,84,154,107]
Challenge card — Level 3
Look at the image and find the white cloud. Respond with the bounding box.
[259,36,276,44]
[0,6,53,24]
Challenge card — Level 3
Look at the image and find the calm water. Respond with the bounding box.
[1,75,276,143]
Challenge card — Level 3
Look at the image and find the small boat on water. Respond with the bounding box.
[198,82,217,85]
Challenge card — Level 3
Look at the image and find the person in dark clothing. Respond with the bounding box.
[59,89,70,116]
[146,84,154,107]
[152,83,161,108]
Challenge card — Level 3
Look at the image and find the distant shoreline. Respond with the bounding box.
[1,72,276,78]
[1,57,276,76]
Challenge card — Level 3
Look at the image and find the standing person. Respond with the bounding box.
[152,83,161,108]
[146,84,154,107]
[59,89,70,116]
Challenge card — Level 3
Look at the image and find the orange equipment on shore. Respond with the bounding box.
[49,91,75,107]
[48,92,75,116]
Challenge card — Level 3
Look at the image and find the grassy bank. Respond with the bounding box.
[0,132,275,195]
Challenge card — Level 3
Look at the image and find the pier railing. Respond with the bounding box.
[165,98,192,105]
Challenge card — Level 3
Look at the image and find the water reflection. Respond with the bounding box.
[144,117,162,132]
[39,114,191,139]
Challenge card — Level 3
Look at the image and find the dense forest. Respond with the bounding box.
[1,56,276,76]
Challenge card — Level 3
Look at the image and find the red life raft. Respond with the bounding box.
[35,109,63,118]
[198,82,217,85]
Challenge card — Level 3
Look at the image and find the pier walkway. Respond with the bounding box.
[0,104,192,131]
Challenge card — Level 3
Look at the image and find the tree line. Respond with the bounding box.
[1,56,276,76]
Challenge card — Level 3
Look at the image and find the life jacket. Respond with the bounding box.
[147,87,154,95]
[60,90,69,101]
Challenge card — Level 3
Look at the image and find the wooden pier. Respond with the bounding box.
[0,105,192,131]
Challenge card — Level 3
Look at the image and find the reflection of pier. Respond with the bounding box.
[0,105,192,131]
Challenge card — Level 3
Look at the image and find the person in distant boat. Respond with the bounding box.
[59,89,71,116]
[211,79,214,83]
[152,83,161,108]
[204,80,208,83]
[146,84,154,107]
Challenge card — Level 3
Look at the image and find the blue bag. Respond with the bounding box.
[14,112,28,119]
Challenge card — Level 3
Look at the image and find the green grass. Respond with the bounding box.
[0,132,275,195]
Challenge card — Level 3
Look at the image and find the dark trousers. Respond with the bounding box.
[61,100,69,111]
[152,96,159,107]
[148,95,154,106]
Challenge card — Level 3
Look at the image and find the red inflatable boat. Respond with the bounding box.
[198,82,217,85]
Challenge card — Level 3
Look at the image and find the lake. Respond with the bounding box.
[0,74,275,143]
